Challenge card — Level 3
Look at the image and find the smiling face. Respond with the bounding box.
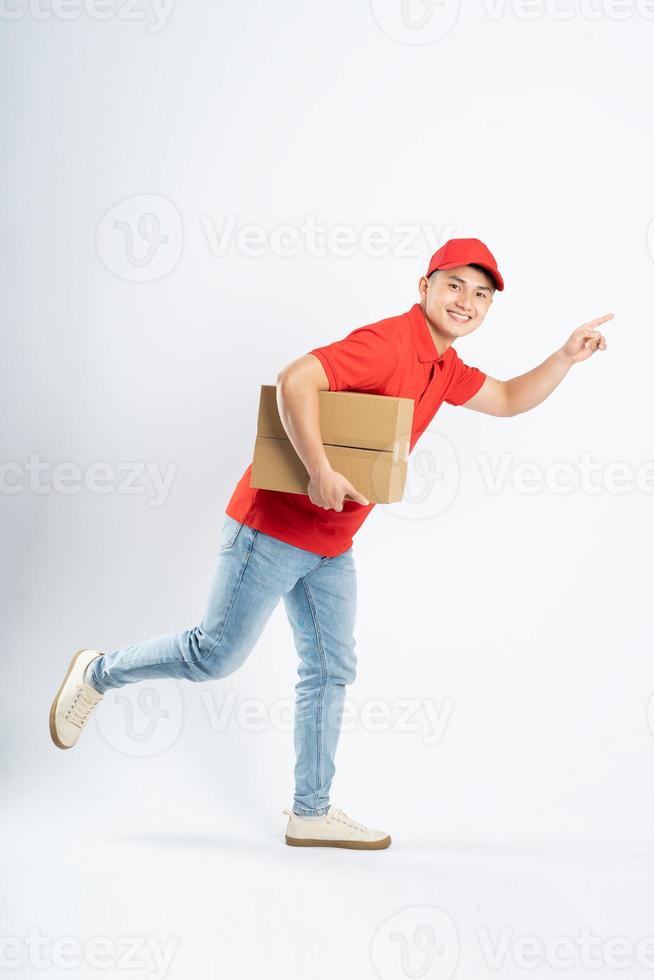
[418,263,495,352]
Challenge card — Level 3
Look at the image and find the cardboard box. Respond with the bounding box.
[250,385,414,503]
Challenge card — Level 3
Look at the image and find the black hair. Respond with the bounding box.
[428,263,496,292]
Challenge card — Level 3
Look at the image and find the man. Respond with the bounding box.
[49,238,612,851]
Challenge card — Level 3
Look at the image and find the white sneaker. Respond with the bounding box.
[49,648,104,749]
[282,805,391,850]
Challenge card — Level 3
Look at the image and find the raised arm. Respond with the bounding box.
[462,313,614,416]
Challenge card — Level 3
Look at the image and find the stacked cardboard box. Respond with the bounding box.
[250,385,414,504]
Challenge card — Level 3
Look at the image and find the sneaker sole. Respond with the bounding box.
[49,647,92,750]
[285,834,391,849]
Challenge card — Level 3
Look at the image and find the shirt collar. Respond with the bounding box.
[408,303,449,365]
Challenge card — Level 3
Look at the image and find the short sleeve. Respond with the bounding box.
[444,351,487,406]
[307,326,397,393]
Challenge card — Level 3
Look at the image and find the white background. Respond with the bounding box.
[3,1,654,978]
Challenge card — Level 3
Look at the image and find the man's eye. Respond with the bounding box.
[450,283,459,290]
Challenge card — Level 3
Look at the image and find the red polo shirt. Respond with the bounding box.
[225,303,486,557]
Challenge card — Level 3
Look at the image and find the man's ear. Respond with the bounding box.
[418,274,429,299]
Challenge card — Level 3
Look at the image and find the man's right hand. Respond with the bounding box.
[307,464,370,511]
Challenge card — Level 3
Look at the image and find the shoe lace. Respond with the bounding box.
[66,685,101,729]
[329,807,368,832]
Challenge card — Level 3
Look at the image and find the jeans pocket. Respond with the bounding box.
[219,516,244,553]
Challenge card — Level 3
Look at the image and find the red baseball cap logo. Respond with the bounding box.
[426,238,504,292]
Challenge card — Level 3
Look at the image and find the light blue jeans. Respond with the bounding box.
[89,515,358,816]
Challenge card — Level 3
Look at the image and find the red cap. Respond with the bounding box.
[426,238,504,291]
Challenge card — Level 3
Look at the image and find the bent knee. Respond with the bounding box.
[190,625,248,679]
